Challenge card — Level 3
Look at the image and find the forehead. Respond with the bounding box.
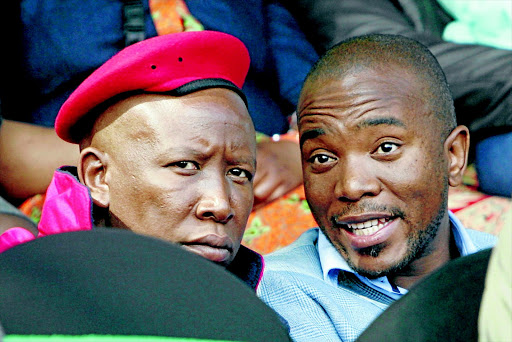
[95,90,256,155]
[298,67,429,129]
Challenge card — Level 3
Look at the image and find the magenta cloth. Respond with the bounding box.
[0,228,35,253]
[55,30,250,143]
[0,170,93,253]
[37,169,93,237]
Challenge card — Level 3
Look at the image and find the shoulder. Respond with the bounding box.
[228,245,263,291]
[263,228,321,274]
[259,228,323,294]
[257,228,392,341]
[258,228,352,309]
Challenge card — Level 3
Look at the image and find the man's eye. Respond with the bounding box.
[228,168,253,181]
[308,154,334,164]
[171,161,198,170]
[376,142,399,154]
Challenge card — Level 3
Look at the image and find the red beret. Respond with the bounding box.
[55,31,250,143]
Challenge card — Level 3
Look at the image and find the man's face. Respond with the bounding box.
[298,68,451,278]
[91,89,256,266]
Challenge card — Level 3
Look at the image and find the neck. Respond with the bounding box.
[389,215,456,289]
[91,204,108,227]
[92,205,123,229]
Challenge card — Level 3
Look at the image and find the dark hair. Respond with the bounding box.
[303,34,457,138]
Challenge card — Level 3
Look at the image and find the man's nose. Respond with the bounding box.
[196,175,234,223]
[334,156,382,201]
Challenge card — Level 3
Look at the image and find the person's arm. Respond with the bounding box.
[0,195,37,234]
[254,137,302,211]
[0,119,79,201]
[479,224,512,341]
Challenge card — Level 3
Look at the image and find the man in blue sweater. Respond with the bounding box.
[257,34,496,342]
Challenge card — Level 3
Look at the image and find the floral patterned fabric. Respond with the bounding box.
[149,0,204,35]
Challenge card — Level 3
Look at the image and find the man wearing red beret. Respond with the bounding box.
[0,30,264,289]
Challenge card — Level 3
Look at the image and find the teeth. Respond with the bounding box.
[353,226,379,236]
[347,218,390,236]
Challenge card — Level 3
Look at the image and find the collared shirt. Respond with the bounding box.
[317,211,478,300]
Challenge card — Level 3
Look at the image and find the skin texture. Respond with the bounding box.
[79,89,256,267]
[0,120,78,203]
[298,65,469,289]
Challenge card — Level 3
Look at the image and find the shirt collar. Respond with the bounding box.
[226,245,264,291]
[449,211,477,256]
[317,211,474,292]
[317,230,349,284]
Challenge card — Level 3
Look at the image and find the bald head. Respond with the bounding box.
[80,89,253,153]
[302,34,456,138]
[79,93,157,153]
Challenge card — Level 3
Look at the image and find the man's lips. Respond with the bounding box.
[181,235,234,264]
[332,214,399,249]
[181,244,232,263]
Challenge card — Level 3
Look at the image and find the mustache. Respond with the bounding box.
[330,202,405,225]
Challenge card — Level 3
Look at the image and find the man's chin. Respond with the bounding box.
[354,267,390,279]
[346,247,401,279]
[336,238,408,279]
[356,244,385,258]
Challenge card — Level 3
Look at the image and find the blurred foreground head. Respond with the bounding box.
[0,229,291,341]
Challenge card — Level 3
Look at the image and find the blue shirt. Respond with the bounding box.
[317,211,478,300]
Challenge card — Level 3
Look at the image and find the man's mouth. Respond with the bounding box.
[331,209,403,249]
[180,234,234,264]
[181,244,232,264]
[345,218,392,236]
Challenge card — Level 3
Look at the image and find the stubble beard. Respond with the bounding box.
[319,185,449,279]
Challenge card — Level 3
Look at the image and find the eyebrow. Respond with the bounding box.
[357,117,406,129]
[299,117,406,147]
[158,146,256,167]
[300,128,325,148]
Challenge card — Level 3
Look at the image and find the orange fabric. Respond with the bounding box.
[244,185,316,254]
[149,0,203,35]
[18,194,45,224]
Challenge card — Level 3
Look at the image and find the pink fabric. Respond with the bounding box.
[38,169,93,236]
[56,31,250,143]
[0,169,94,253]
[254,254,265,292]
[0,228,35,253]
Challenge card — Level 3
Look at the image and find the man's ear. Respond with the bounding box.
[79,147,110,208]
[444,125,470,188]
